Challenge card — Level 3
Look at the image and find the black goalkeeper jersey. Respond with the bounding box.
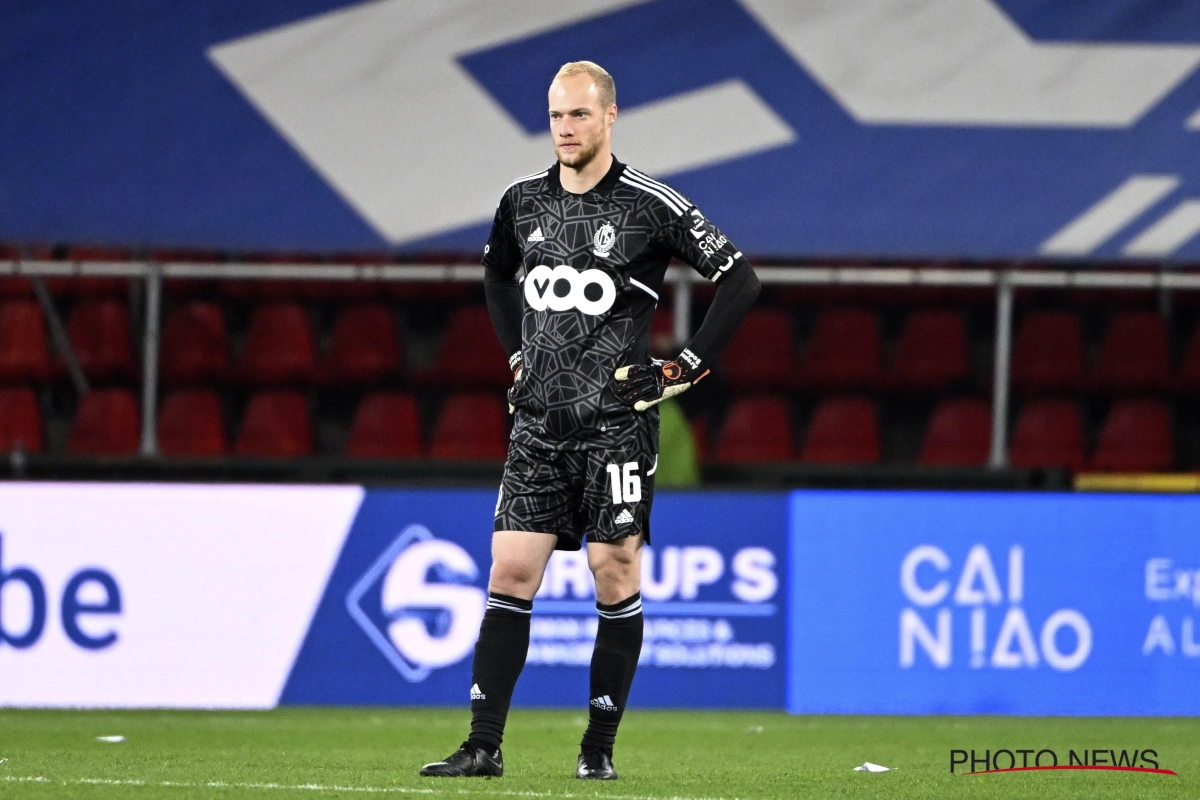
[482,156,750,451]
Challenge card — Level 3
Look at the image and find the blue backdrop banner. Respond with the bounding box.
[6,2,1200,259]
[282,489,788,708]
[787,491,1200,715]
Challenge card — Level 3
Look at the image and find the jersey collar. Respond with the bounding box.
[547,155,625,197]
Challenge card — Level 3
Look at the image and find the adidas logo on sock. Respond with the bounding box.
[614,509,634,526]
[527,226,545,243]
[590,695,618,712]
[470,683,486,701]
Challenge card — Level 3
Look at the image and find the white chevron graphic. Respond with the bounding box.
[207,0,796,245]
[1041,174,1200,258]
[208,0,1200,246]
[742,0,1200,127]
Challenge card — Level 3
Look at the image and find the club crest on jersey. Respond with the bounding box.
[593,222,616,258]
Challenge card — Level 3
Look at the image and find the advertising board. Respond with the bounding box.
[282,490,788,709]
[0,484,362,708]
[787,491,1200,715]
[0,484,785,709]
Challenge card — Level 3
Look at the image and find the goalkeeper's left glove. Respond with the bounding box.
[613,350,709,412]
[506,351,524,414]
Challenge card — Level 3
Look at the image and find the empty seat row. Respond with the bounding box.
[0,300,510,387]
[722,308,1200,393]
[722,308,968,390]
[0,388,510,460]
[712,395,1175,472]
[0,299,132,381]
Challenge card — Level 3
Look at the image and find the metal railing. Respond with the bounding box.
[5,257,1199,465]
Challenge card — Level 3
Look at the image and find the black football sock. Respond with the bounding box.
[581,592,643,752]
[467,592,533,751]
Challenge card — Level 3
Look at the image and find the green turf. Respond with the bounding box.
[0,708,1196,799]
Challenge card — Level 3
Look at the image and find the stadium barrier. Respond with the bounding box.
[3,256,1199,470]
[2,483,1198,714]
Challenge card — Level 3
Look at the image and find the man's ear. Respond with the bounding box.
[607,104,618,126]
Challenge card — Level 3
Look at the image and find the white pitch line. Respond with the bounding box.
[1,775,757,800]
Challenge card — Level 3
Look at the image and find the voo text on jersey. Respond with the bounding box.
[524,264,617,315]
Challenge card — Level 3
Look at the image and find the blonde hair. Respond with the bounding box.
[553,61,616,110]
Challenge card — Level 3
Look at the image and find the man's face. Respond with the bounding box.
[548,74,614,170]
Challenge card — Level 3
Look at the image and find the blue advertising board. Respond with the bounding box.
[282,489,788,709]
[787,491,1200,715]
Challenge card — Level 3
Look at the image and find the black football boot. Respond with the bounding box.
[420,741,503,777]
[576,747,618,780]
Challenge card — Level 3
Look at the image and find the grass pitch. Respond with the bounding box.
[1,708,1196,799]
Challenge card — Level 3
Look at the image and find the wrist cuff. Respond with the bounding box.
[678,348,702,372]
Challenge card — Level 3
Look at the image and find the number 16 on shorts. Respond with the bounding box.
[605,462,642,504]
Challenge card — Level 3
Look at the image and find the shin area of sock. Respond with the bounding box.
[468,592,533,749]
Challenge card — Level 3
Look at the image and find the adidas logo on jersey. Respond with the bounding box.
[614,509,634,526]
[527,226,545,243]
[470,684,486,701]
[590,695,618,712]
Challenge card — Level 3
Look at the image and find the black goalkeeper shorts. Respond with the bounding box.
[494,434,657,551]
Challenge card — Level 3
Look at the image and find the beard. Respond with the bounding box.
[556,134,601,170]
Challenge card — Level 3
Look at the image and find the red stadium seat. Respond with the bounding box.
[65,299,133,381]
[714,395,792,463]
[800,396,881,464]
[157,390,227,457]
[429,392,508,460]
[1176,320,1200,394]
[1091,399,1173,472]
[0,277,34,297]
[417,306,510,388]
[796,309,881,389]
[238,303,316,385]
[1011,312,1085,392]
[160,302,231,386]
[345,392,422,458]
[721,309,794,390]
[1008,399,1086,470]
[1091,312,1171,392]
[323,303,402,384]
[234,391,313,458]
[0,387,44,452]
[919,398,991,466]
[68,389,139,455]
[0,300,50,381]
[889,310,969,390]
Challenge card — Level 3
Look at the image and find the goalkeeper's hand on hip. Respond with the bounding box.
[613,351,709,412]
[506,351,524,414]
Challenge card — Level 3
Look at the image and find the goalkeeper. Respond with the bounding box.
[421,60,759,782]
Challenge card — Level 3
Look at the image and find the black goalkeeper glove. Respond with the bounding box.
[506,351,524,414]
[613,350,709,412]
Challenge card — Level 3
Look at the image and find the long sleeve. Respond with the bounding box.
[682,259,760,365]
[482,193,524,359]
[659,203,760,367]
